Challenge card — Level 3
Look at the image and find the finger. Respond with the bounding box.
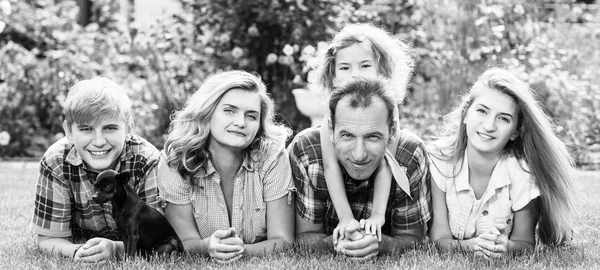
[213,249,243,261]
[340,227,346,240]
[365,223,371,236]
[495,223,507,235]
[489,225,501,235]
[221,237,244,246]
[81,238,102,249]
[333,227,340,245]
[359,219,366,229]
[478,233,498,242]
[228,227,237,237]
[477,247,502,259]
[212,229,234,239]
[377,226,382,242]
[341,235,377,254]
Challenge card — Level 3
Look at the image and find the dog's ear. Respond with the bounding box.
[116,172,131,185]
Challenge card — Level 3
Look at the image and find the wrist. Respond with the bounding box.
[72,244,83,259]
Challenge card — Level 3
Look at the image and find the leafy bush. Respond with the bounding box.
[0,0,598,166]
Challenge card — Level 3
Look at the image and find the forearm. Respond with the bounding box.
[507,239,535,253]
[181,237,211,255]
[243,238,293,256]
[37,236,79,258]
[379,233,424,254]
[296,232,335,253]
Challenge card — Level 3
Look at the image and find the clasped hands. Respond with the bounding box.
[332,218,380,260]
[474,223,509,260]
[208,227,245,264]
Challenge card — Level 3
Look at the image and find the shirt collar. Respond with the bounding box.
[385,148,413,199]
[202,151,254,179]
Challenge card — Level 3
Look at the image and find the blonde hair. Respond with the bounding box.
[314,23,413,102]
[63,77,132,128]
[164,70,291,184]
[430,67,576,246]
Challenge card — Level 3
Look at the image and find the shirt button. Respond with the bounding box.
[482,210,489,216]
[506,219,512,225]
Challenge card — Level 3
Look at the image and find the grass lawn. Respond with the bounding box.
[0,161,598,269]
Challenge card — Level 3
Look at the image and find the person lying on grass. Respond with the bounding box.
[158,71,295,263]
[32,77,162,262]
[289,78,432,260]
[428,67,576,259]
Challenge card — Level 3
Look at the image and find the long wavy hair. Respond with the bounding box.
[314,23,414,102]
[164,70,292,185]
[429,67,576,246]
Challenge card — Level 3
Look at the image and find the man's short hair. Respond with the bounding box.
[63,77,132,128]
[328,78,397,132]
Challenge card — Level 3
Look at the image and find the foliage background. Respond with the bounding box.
[0,0,598,166]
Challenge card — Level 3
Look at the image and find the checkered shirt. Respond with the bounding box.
[288,127,432,235]
[31,135,161,242]
[158,144,293,244]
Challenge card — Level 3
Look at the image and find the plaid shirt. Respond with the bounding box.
[288,127,432,236]
[31,135,161,242]
[158,144,293,244]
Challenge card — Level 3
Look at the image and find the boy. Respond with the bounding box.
[31,77,161,262]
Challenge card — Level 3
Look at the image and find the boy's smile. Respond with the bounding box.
[64,116,131,172]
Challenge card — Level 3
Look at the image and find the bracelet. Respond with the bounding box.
[73,244,83,259]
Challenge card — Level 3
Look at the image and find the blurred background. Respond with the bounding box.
[0,0,598,168]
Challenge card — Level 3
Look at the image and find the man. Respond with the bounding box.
[288,78,432,259]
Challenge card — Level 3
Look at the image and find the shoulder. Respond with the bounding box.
[504,155,535,187]
[287,127,321,160]
[40,137,71,168]
[126,134,161,162]
[253,141,288,168]
[394,129,428,168]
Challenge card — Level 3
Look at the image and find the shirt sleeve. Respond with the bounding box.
[509,161,540,211]
[391,140,433,231]
[288,138,324,224]
[262,147,293,203]
[140,163,163,214]
[157,153,192,205]
[31,158,72,238]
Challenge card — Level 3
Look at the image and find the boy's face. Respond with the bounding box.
[63,115,131,172]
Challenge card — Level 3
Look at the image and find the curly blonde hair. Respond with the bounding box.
[164,70,291,185]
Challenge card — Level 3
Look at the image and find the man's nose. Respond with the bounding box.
[352,140,367,161]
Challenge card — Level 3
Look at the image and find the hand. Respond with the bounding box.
[74,238,117,263]
[208,228,244,263]
[476,224,508,259]
[333,216,360,246]
[360,215,384,242]
[336,231,379,260]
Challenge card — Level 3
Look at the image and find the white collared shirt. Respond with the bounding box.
[430,152,540,239]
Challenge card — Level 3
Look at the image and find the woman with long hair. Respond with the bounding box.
[428,67,576,258]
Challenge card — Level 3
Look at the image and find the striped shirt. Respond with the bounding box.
[158,144,293,244]
[31,135,161,242]
[288,127,432,235]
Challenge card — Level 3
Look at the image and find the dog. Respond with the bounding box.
[92,169,184,258]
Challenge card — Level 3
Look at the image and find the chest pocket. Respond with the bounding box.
[476,196,514,236]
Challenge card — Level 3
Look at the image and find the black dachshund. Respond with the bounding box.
[92,170,184,258]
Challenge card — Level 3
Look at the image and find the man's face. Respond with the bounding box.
[329,96,391,181]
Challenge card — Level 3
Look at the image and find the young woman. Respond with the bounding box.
[428,67,576,258]
[313,23,415,243]
[158,70,294,263]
